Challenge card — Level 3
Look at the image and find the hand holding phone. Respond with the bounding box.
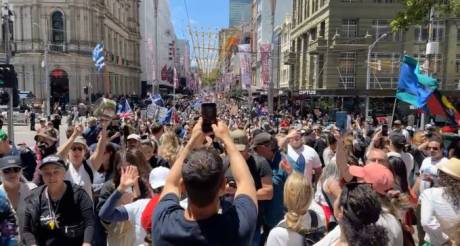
[201,103,217,133]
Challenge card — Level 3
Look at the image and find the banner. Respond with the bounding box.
[260,43,271,89]
[238,44,252,90]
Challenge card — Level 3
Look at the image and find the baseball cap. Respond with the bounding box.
[40,155,67,170]
[127,134,141,141]
[393,120,402,125]
[389,133,406,148]
[0,155,22,170]
[0,129,7,141]
[349,163,394,195]
[437,158,460,181]
[149,166,170,189]
[230,130,248,151]
[251,132,272,149]
[73,136,88,148]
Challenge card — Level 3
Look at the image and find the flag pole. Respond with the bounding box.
[390,97,398,129]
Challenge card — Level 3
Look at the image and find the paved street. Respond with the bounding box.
[11,120,69,148]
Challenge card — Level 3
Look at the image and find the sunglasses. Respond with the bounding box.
[427,146,440,151]
[71,146,84,152]
[2,167,21,174]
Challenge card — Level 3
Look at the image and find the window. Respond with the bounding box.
[51,11,65,51]
[414,25,429,42]
[432,21,445,41]
[370,52,400,89]
[372,20,390,40]
[457,28,460,42]
[341,19,358,38]
[338,52,356,88]
[319,21,325,37]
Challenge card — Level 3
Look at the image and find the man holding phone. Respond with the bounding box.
[153,118,258,245]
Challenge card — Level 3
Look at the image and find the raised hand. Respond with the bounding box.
[74,123,84,136]
[211,121,231,141]
[118,166,139,192]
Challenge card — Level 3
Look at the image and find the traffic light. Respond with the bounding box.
[0,65,17,88]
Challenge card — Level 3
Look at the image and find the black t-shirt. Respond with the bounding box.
[153,193,257,246]
[22,182,95,246]
[149,156,170,169]
[225,154,272,191]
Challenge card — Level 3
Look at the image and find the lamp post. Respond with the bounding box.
[365,33,388,121]
[33,21,50,117]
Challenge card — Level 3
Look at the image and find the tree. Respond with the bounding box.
[390,0,460,32]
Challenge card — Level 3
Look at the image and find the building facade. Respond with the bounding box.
[4,0,141,105]
[289,0,460,99]
[230,0,252,27]
[175,39,191,86]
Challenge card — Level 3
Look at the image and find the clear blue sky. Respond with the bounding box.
[170,0,229,39]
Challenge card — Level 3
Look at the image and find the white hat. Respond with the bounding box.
[127,134,141,141]
[149,166,170,189]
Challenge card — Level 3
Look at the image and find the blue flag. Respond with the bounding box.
[151,94,164,107]
[396,55,438,108]
[158,108,172,125]
[117,98,133,118]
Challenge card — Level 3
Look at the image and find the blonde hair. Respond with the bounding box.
[283,172,313,231]
[412,131,426,146]
[158,130,180,166]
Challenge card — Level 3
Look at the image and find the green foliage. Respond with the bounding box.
[391,0,460,32]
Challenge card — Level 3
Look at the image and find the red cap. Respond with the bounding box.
[349,164,394,195]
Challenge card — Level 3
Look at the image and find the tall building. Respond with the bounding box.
[289,0,460,112]
[229,0,252,27]
[4,0,141,105]
[175,39,191,86]
[140,0,177,94]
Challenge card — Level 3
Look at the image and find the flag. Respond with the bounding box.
[238,44,252,90]
[173,67,179,88]
[117,98,133,118]
[151,94,164,107]
[92,43,105,72]
[426,90,460,125]
[159,108,173,125]
[396,55,437,108]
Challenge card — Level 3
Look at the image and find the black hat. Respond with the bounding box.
[40,155,67,170]
[0,155,22,170]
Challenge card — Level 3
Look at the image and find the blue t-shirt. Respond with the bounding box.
[153,193,258,246]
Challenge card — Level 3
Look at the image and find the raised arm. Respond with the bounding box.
[57,123,83,158]
[335,130,353,182]
[90,122,109,171]
[160,118,205,200]
[213,122,257,207]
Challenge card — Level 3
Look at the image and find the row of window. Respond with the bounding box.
[340,19,445,42]
[293,0,328,26]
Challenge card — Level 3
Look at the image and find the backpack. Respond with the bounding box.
[277,210,326,246]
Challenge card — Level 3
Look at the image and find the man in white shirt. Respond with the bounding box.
[417,136,448,194]
[387,133,414,182]
[57,122,108,199]
[286,129,322,183]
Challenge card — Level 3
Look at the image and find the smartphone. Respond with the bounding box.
[202,103,217,133]
[382,124,388,137]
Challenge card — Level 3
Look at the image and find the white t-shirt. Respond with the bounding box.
[387,151,414,182]
[420,187,460,245]
[314,209,404,246]
[65,159,95,199]
[419,157,448,193]
[124,199,150,246]
[287,145,322,183]
[267,201,326,246]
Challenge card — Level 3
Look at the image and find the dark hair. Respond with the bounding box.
[438,171,460,209]
[428,135,443,148]
[151,124,163,135]
[182,148,225,208]
[325,133,337,146]
[449,138,460,159]
[388,156,409,193]
[101,143,120,175]
[339,184,389,246]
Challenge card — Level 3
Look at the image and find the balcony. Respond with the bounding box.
[330,32,372,51]
[283,51,296,65]
[308,37,328,55]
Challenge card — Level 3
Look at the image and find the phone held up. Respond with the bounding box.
[201,103,217,133]
[382,124,388,137]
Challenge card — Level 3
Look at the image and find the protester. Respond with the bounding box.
[416,136,448,194]
[266,172,326,246]
[22,155,95,246]
[152,119,258,245]
[286,129,322,183]
[0,187,17,245]
[387,133,414,184]
[99,166,170,245]
[127,134,141,150]
[316,183,389,246]
[0,155,35,242]
[420,158,460,245]
[157,130,180,167]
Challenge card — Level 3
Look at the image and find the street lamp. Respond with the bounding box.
[33,22,50,117]
[365,33,388,121]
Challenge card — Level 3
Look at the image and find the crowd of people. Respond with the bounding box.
[0,96,458,246]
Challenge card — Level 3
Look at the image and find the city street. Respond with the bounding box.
[12,120,68,148]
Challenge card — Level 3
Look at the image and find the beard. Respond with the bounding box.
[38,143,57,157]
